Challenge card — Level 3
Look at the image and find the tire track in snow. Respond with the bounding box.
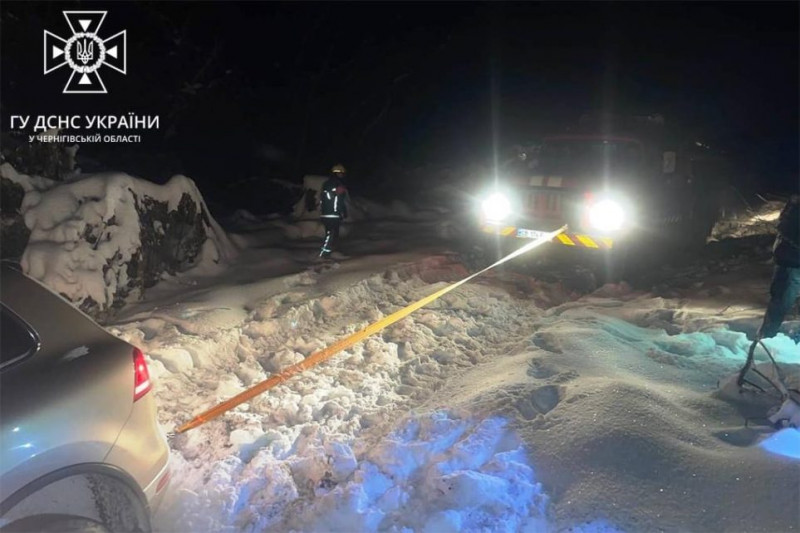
[108,256,572,531]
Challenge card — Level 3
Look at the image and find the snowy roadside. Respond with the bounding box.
[104,218,799,532]
[109,254,571,532]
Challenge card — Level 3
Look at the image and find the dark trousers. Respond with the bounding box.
[759,264,800,338]
[320,217,341,257]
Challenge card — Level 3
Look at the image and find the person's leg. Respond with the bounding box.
[329,219,340,253]
[759,265,800,338]
[320,219,334,257]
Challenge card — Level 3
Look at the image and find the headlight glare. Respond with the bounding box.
[588,199,626,232]
[482,192,512,221]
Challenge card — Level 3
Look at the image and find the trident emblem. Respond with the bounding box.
[76,39,94,64]
[44,11,126,94]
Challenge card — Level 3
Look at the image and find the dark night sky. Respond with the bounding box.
[1,1,798,196]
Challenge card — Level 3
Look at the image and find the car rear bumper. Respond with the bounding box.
[142,458,170,513]
[104,394,171,513]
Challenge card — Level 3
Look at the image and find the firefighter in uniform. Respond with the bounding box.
[758,194,800,340]
[319,164,349,258]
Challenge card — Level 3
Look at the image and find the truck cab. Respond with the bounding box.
[471,115,729,279]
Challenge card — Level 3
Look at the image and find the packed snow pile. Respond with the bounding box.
[13,164,236,318]
[436,293,799,532]
[109,256,569,532]
[710,198,784,241]
[163,412,550,532]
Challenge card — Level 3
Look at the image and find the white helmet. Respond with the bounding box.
[331,163,347,175]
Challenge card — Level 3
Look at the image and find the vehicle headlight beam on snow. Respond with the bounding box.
[176,225,567,433]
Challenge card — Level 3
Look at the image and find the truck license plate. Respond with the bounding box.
[516,228,549,240]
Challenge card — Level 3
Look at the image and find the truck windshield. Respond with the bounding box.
[537,139,642,176]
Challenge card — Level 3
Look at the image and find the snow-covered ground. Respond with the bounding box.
[89,189,798,533]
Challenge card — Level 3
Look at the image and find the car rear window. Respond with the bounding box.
[1,305,39,368]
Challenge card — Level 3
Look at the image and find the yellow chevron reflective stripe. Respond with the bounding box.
[481,225,516,236]
[556,234,575,245]
[556,233,613,249]
[575,235,599,248]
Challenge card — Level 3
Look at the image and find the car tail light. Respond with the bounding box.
[133,347,152,401]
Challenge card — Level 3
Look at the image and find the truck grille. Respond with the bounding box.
[526,190,564,217]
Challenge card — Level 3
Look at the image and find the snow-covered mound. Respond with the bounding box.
[292,175,329,221]
[11,163,236,318]
[711,199,784,241]
[166,412,550,533]
[435,293,799,532]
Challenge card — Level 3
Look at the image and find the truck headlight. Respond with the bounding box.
[482,192,512,221]
[588,199,626,232]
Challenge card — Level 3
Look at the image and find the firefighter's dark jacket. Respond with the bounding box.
[773,195,800,267]
[320,176,348,219]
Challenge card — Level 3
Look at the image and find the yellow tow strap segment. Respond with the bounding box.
[176,225,567,433]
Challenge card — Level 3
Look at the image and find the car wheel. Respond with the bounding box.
[1,514,109,533]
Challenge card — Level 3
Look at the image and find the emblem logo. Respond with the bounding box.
[44,11,126,94]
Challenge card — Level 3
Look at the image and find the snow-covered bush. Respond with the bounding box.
[710,199,784,241]
[1,164,56,259]
[0,130,78,181]
[5,163,236,319]
[292,175,329,220]
[1,177,31,259]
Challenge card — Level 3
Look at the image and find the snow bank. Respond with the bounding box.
[162,412,549,532]
[433,291,800,532]
[711,199,784,241]
[106,256,565,532]
[16,165,236,317]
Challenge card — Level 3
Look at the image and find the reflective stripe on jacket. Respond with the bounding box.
[320,176,348,218]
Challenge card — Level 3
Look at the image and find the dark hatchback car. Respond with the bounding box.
[0,264,170,532]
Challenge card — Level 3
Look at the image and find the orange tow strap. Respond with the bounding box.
[176,225,567,433]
